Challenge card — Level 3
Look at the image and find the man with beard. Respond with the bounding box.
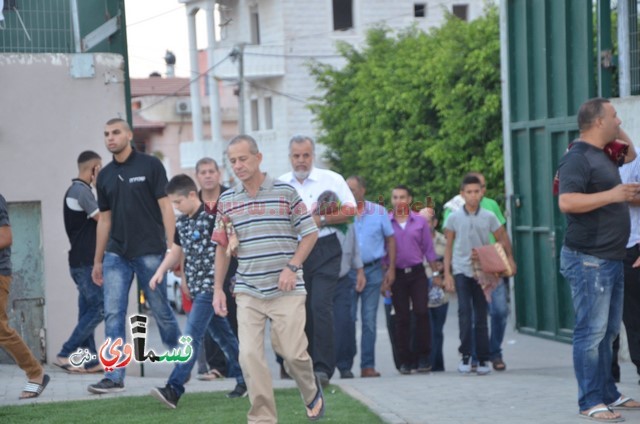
[279,135,356,387]
[88,118,181,394]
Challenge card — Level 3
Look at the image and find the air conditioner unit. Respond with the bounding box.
[176,100,192,115]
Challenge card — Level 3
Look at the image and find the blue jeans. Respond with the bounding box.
[354,263,384,369]
[333,271,356,372]
[58,265,104,368]
[103,252,181,384]
[489,279,509,360]
[454,274,489,361]
[560,246,623,411]
[168,291,244,396]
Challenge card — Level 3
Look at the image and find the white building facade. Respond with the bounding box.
[186,0,488,177]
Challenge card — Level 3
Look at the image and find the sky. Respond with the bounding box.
[125,1,209,78]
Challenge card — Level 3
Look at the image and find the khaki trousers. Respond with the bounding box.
[236,293,317,424]
[0,275,42,379]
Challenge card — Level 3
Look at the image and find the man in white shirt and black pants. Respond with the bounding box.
[279,135,356,387]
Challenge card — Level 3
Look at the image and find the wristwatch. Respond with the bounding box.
[432,271,441,277]
[319,215,327,227]
[286,263,301,273]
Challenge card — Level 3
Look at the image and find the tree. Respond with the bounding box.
[309,6,503,210]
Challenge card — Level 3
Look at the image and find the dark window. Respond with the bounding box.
[333,0,353,31]
[250,9,260,44]
[414,3,426,18]
[264,97,273,130]
[452,4,468,21]
[251,99,260,131]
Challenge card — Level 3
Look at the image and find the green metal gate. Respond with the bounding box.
[506,0,613,342]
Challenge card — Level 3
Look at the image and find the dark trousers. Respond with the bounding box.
[303,233,341,377]
[333,271,356,372]
[392,265,430,367]
[430,302,449,371]
[384,302,401,370]
[613,244,640,379]
[204,277,238,375]
[455,274,489,361]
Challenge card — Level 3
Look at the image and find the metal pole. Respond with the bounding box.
[499,0,515,307]
[238,43,246,134]
[187,7,204,143]
[619,0,631,97]
[70,0,81,53]
[206,3,223,162]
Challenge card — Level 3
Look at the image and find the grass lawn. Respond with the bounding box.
[0,385,383,424]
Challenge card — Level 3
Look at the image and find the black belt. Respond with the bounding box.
[395,263,424,274]
[363,258,381,268]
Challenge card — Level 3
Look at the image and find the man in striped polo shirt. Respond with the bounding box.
[212,135,324,423]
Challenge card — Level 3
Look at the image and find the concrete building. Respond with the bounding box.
[130,60,239,181]
[182,0,488,177]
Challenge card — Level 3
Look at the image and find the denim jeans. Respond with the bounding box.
[103,252,181,384]
[58,265,104,368]
[454,274,489,361]
[429,301,448,371]
[560,246,622,411]
[489,279,509,360]
[354,262,384,369]
[333,271,356,373]
[168,291,243,396]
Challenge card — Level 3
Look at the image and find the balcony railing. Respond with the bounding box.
[213,44,285,81]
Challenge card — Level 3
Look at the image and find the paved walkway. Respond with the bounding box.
[2,297,640,423]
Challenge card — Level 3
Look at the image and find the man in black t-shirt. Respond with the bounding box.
[558,97,640,421]
[88,118,181,394]
[55,151,104,373]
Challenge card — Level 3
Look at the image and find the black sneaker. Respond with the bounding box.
[399,364,412,375]
[87,378,125,394]
[315,371,330,388]
[340,369,354,379]
[226,383,248,399]
[150,385,180,409]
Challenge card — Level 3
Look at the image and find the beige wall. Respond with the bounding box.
[0,53,131,364]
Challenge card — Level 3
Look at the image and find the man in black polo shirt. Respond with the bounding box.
[88,118,181,394]
[55,151,104,373]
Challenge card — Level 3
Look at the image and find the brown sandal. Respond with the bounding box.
[197,369,224,381]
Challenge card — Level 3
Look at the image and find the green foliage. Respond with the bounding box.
[309,6,504,208]
[0,386,382,424]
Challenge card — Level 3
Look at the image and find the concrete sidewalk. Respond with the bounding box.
[2,298,640,423]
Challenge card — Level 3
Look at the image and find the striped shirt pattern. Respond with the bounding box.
[215,174,317,299]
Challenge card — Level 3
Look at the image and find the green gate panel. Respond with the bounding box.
[507,0,597,342]
[0,202,45,364]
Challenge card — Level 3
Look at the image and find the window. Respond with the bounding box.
[333,0,353,31]
[251,99,260,131]
[264,97,273,130]
[414,3,426,18]
[250,7,260,44]
[452,4,468,21]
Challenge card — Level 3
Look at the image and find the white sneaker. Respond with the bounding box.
[458,356,471,374]
[476,361,491,375]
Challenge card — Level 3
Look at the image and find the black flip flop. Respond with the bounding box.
[20,374,50,400]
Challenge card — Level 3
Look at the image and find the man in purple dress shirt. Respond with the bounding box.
[385,185,440,374]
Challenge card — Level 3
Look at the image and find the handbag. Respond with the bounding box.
[473,242,514,277]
